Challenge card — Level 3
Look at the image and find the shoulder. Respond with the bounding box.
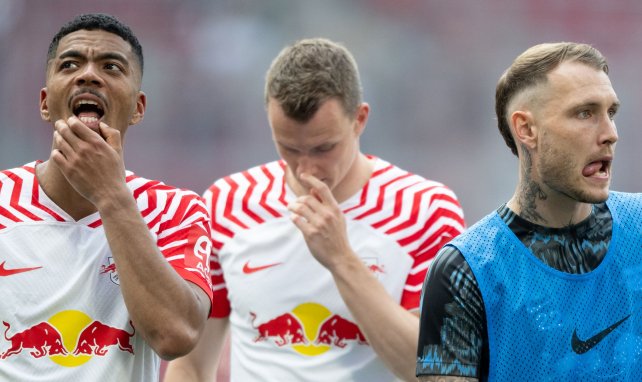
[370,158,459,197]
[0,162,38,182]
[0,162,38,199]
[203,160,284,201]
[608,191,642,204]
[126,171,206,210]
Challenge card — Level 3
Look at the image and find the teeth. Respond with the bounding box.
[74,99,101,109]
[80,117,98,124]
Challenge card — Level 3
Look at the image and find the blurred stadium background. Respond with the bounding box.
[2,0,641,224]
[1,1,641,379]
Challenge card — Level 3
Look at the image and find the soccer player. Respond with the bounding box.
[0,14,212,381]
[417,42,642,381]
[164,38,465,381]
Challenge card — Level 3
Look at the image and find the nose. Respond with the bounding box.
[601,116,618,146]
[75,63,103,87]
[295,155,317,179]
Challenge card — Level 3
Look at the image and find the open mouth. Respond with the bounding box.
[73,99,104,128]
[582,159,611,178]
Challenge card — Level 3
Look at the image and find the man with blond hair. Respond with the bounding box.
[417,42,642,381]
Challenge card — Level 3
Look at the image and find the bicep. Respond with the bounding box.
[416,246,485,380]
[188,282,212,320]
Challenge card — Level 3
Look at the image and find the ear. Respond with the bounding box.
[39,88,50,122]
[510,109,537,152]
[129,91,147,125]
[353,102,370,136]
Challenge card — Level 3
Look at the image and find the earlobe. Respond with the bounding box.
[39,88,50,122]
[511,110,537,150]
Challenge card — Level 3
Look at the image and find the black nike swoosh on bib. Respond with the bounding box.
[571,314,631,354]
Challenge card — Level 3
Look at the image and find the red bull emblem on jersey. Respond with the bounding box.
[0,310,135,367]
[1,321,67,359]
[250,303,368,356]
[72,320,135,356]
[100,257,119,285]
[363,258,386,279]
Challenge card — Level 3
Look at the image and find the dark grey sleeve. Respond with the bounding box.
[416,245,488,378]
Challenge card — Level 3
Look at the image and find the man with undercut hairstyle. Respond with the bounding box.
[0,13,212,381]
[417,42,642,381]
[166,37,465,382]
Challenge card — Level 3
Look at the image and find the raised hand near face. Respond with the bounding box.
[51,116,128,207]
[287,173,356,271]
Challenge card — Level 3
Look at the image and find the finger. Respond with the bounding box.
[288,197,318,222]
[289,212,314,236]
[299,173,334,203]
[52,130,75,160]
[65,116,102,141]
[54,119,82,149]
[99,122,122,151]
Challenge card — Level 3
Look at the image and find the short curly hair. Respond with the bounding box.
[47,13,143,76]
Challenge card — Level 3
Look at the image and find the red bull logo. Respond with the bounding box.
[315,314,367,348]
[362,258,385,279]
[100,257,119,285]
[251,312,307,346]
[100,263,116,274]
[0,310,135,366]
[1,321,67,359]
[72,320,135,356]
[251,303,367,356]
[367,264,386,275]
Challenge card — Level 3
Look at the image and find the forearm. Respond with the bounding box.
[330,254,419,382]
[98,193,210,359]
[164,318,229,381]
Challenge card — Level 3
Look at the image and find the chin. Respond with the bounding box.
[577,188,610,204]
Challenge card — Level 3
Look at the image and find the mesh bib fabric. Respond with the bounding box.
[449,192,642,381]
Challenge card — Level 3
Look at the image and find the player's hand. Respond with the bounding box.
[51,116,128,206]
[288,173,354,270]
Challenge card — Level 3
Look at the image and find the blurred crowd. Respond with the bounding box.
[1,0,642,223]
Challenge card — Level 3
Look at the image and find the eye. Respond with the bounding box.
[577,110,592,119]
[280,145,299,155]
[314,144,335,153]
[104,62,124,72]
[607,108,617,120]
[60,61,78,70]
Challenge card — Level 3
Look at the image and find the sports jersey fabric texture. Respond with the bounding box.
[449,191,642,381]
[416,203,612,379]
[0,162,213,381]
[204,157,465,381]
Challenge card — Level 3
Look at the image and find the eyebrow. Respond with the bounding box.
[574,99,620,110]
[58,50,130,67]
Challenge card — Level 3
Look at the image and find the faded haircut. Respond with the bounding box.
[495,42,608,156]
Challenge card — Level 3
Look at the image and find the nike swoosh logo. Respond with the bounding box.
[571,314,631,354]
[242,261,281,274]
[0,261,43,276]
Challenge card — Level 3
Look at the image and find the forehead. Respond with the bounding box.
[269,98,352,146]
[54,29,134,60]
[544,61,617,103]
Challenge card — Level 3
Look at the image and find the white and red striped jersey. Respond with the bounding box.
[204,157,465,382]
[0,161,213,382]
